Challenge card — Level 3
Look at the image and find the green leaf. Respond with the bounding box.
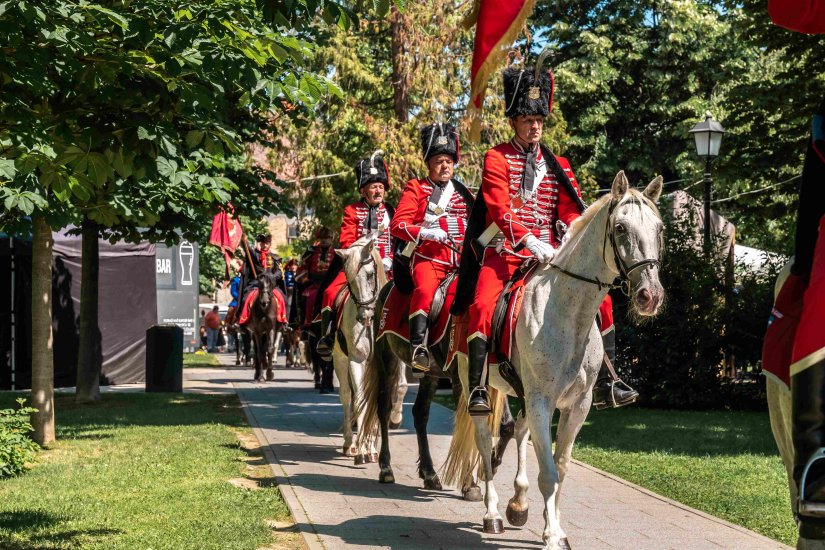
[0,158,16,180]
[185,130,205,148]
[86,5,129,30]
[156,157,177,178]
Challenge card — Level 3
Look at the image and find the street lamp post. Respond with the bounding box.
[689,112,726,250]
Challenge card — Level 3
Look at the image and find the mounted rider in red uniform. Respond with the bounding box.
[452,62,637,416]
[391,122,474,375]
[239,233,285,313]
[293,227,335,328]
[315,151,395,358]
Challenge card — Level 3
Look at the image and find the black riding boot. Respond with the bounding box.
[409,313,430,377]
[592,328,639,410]
[316,309,335,359]
[467,338,491,417]
[793,355,825,539]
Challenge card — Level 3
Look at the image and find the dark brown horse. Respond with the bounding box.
[245,272,286,382]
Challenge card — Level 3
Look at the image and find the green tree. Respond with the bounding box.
[262,1,572,240]
[0,0,354,435]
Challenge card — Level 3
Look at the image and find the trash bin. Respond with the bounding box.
[146,325,183,392]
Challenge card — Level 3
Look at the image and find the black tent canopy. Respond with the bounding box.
[1,228,157,390]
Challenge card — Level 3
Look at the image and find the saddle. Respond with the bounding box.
[238,287,288,325]
[489,261,538,403]
[377,272,457,348]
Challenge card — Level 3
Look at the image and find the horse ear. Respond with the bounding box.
[611,171,629,200]
[643,175,663,203]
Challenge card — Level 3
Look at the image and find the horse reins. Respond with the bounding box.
[348,255,380,307]
[549,197,660,294]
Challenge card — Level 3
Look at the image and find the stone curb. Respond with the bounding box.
[236,384,327,550]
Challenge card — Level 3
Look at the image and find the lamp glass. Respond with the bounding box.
[693,131,710,158]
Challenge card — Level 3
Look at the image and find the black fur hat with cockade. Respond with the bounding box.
[420,123,460,163]
[354,150,390,189]
[502,51,555,118]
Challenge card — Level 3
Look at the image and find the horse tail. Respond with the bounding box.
[356,284,396,450]
[356,338,399,450]
[442,382,505,487]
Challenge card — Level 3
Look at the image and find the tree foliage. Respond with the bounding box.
[0,0,350,241]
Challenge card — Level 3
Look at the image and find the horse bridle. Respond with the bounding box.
[549,197,661,294]
[348,255,380,308]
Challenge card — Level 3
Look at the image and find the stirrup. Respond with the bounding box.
[799,448,825,518]
[593,379,638,410]
[468,386,491,416]
[411,344,430,378]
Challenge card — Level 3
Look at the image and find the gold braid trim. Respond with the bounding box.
[466,0,538,143]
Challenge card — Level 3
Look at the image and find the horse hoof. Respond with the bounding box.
[379,469,395,484]
[354,454,367,466]
[389,420,402,430]
[559,537,572,550]
[505,500,528,527]
[343,446,357,457]
[265,370,274,381]
[463,486,483,502]
[423,475,443,491]
[482,518,504,534]
[368,452,379,463]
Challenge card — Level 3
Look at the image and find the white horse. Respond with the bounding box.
[444,172,665,550]
[332,233,399,463]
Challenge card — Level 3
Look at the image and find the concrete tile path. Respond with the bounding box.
[202,353,789,550]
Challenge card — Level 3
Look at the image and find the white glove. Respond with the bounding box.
[382,257,393,272]
[419,228,448,243]
[525,235,556,264]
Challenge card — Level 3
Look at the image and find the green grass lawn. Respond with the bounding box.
[433,393,795,546]
[0,392,295,550]
[183,352,220,368]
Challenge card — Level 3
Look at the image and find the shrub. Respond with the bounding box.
[615,207,783,410]
[0,398,39,478]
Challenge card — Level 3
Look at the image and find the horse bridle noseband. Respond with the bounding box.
[549,198,661,294]
[348,256,380,308]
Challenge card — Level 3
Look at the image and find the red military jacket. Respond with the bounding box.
[482,139,582,251]
[391,178,471,267]
[340,199,393,261]
[296,244,335,285]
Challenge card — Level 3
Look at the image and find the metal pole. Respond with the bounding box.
[703,157,713,252]
[9,237,15,391]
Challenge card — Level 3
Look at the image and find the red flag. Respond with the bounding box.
[209,205,244,280]
[769,0,825,33]
[465,0,538,142]
[790,215,825,377]
[209,206,243,252]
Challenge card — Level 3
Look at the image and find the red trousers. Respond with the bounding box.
[467,250,523,342]
[410,260,451,319]
[467,248,614,343]
[321,271,348,313]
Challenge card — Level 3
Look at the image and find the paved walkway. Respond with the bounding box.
[201,353,789,550]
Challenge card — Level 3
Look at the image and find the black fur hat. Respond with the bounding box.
[355,150,390,189]
[420,123,460,163]
[502,64,554,118]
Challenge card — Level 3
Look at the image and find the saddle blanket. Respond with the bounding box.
[238,287,287,325]
[447,277,616,369]
[377,279,456,347]
[311,286,350,329]
[763,215,825,388]
[301,284,320,328]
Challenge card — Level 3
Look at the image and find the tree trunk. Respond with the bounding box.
[76,218,102,402]
[31,215,55,447]
[390,6,410,123]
